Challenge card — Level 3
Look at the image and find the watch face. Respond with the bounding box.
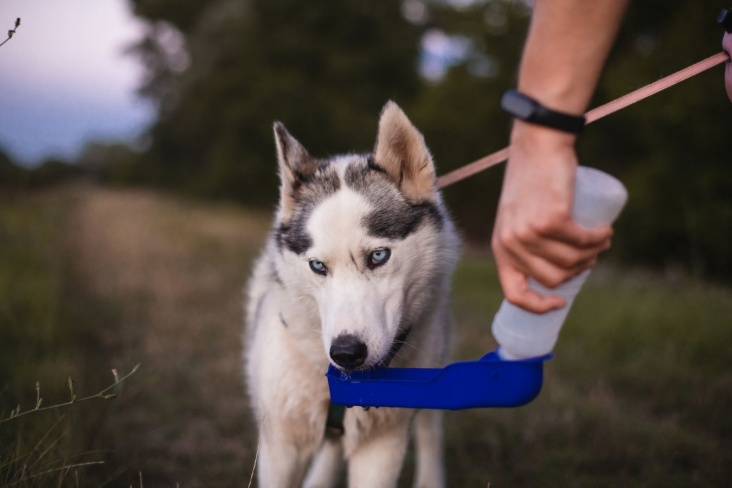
[503,91,536,119]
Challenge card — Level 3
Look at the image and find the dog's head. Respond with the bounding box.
[273,102,457,371]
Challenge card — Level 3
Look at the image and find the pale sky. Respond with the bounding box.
[0,0,153,166]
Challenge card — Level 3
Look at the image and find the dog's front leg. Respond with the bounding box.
[303,438,344,488]
[256,425,314,488]
[347,428,409,488]
[412,409,445,488]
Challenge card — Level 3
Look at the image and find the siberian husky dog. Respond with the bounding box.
[244,102,459,488]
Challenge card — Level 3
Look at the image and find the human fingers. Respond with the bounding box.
[532,219,613,250]
[496,262,566,314]
[513,250,598,290]
[494,215,610,272]
[520,229,611,270]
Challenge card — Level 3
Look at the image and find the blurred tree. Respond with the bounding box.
[0,147,28,187]
[0,149,88,189]
[128,0,424,204]
[27,159,87,187]
[76,142,146,185]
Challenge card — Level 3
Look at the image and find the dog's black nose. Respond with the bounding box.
[330,334,368,370]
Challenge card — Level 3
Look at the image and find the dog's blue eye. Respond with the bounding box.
[309,259,327,275]
[369,248,391,267]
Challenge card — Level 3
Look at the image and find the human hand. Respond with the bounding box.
[491,122,612,313]
[723,32,732,102]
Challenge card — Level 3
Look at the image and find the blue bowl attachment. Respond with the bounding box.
[326,350,551,410]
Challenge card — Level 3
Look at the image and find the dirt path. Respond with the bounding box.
[66,185,271,486]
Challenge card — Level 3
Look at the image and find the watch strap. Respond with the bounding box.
[501,89,586,134]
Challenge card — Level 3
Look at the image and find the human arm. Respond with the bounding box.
[492,0,629,313]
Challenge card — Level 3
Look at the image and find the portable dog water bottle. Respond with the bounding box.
[493,166,628,360]
[326,166,627,409]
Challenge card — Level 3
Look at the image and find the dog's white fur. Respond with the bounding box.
[244,102,459,487]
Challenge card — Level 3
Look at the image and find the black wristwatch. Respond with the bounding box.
[719,8,732,33]
[501,89,586,134]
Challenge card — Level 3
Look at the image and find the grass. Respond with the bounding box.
[442,262,732,487]
[0,188,129,487]
[1,184,731,486]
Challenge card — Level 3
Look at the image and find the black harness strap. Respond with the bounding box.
[325,401,346,438]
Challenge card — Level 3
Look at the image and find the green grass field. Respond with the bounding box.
[1,185,731,487]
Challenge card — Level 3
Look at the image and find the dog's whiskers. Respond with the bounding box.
[394,339,424,355]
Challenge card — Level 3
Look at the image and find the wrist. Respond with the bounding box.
[516,76,592,116]
[510,119,578,154]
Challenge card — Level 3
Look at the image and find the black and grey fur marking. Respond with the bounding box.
[381,325,412,367]
[365,154,387,175]
[276,222,312,255]
[365,202,442,240]
[269,259,284,287]
[276,161,341,255]
[345,157,443,240]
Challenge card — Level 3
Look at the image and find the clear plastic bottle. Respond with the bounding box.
[492,166,628,360]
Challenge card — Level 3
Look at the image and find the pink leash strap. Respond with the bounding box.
[436,52,730,189]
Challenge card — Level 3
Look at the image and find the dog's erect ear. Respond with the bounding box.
[273,122,319,221]
[373,101,436,202]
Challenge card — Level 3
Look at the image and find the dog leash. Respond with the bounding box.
[436,51,730,189]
